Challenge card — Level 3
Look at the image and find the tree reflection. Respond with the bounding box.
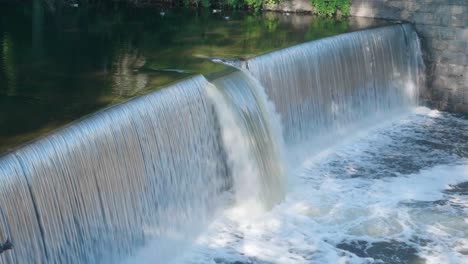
[2,33,17,96]
[0,3,386,152]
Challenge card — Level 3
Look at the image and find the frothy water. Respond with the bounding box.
[180,108,468,264]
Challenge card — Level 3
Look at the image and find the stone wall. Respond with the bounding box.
[350,0,468,112]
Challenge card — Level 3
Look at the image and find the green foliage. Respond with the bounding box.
[245,0,263,11]
[183,0,349,14]
[310,0,350,17]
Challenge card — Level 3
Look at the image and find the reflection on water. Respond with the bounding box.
[0,3,390,153]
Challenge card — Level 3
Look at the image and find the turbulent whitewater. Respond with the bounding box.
[1,23,465,264]
[182,107,468,264]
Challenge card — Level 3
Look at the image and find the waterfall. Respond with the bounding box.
[0,24,424,263]
[0,71,287,263]
[0,76,230,263]
[206,70,287,211]
[244,24,424,148]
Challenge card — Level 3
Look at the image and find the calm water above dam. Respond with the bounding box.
[0,4,388,153]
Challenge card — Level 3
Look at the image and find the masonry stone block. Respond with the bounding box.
[351,0,468,112]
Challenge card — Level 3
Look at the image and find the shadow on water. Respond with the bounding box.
[0,2,390,153]
[336,240,426,264]
[445,181,468,196]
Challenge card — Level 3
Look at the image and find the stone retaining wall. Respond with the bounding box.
[350,0,468,112]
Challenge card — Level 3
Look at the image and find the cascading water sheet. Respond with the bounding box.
[127,69,290,263]
[244,24,424,149]
[0,69,289,264]
[0,76,230,263]
[207,70,287,211]
[0,155,46,264]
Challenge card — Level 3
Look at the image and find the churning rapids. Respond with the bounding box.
[0,24,467,264]
[177,107,468,264]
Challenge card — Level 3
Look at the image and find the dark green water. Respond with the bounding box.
[0,2,389,153]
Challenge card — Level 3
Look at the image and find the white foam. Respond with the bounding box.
[180,109,468,264]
